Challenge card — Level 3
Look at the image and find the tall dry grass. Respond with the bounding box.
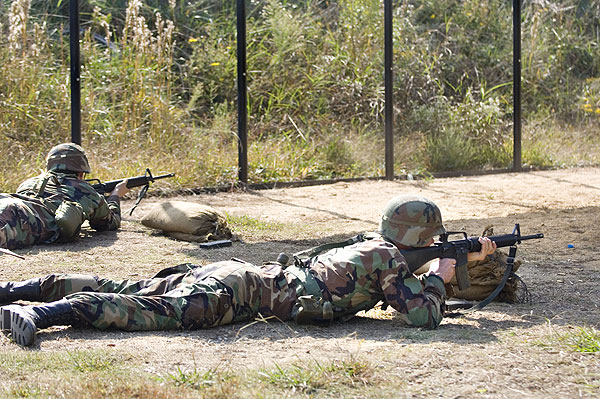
[0,0,599,191]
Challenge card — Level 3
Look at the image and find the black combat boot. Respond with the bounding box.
[0,304,21,331]
[0,278,42,305]
[0,299,78,346]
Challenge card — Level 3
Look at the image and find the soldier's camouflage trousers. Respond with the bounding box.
[0,194,58,249]
[37,261,273,331]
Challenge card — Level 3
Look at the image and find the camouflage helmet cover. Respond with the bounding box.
[378,195,446,247]
[46,143,91,173]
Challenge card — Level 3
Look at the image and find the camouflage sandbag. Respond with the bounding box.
[141,201,233,243]
[446,250,523,303]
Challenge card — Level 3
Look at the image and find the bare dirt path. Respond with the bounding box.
[1,167,599,398]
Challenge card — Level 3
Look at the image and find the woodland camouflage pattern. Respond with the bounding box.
[0,143,120,249]
[45,143,91,173]
[30,235,446,331]
[17,172,121,231]
[37,260,299,330]
[379,195,446,248]
[0,172,121,249]
[0,194,57,249]
[307,234,446,327]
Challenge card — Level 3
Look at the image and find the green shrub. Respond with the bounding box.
[1,0,599,190]
[409,93,511,171]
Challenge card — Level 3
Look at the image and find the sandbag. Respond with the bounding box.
[447,250,522,302]
[413,250,523,302]
[141,201,233,242]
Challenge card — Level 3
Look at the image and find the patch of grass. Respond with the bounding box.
[68,351,118,373]
[536,324,600,353]
[164,366,239,397]
[0,349,128,375]
[225,213,321,241]
[155,357,379,398]
[0,349,190,398]
[0,357,388,399]
[523,120,600,168]
[557,326,600,353]
[72,377,187,399]
[258,357,375,394]
[226,214,286,232]
[413,93,512,172]
[7,386,41,398]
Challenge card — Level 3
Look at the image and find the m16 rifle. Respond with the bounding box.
[400,223,543,311]
[86,168,174,215]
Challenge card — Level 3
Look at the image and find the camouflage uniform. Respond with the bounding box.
[0,144,121,250]
[26,233,444,332]
[306,234,446,327]
[0,194,58,249]
[0,194,449,346]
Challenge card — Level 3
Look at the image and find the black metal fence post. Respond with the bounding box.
[513,0,522,171]
[384,0,394,180]
[237,0,248,183]
[70,0,81,145]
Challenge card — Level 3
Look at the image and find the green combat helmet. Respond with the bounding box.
[379,195,446,247]
[46,143,91,174]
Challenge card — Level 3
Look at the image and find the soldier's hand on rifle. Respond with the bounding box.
[467,237,497,262]
[427,258,456,283]
[111,180,130,198]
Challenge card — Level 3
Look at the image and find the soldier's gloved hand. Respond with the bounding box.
[427,258,456,283]
[467,237,497,262]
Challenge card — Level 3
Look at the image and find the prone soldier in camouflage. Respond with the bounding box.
[0,195,496,346]
[0,143,129,250]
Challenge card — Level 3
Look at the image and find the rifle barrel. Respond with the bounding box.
[520,233,544,240]
[126,173,175,188]
[90,171,175,193]
[153,173,175,180]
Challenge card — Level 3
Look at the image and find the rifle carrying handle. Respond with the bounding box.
[455,263,470,291]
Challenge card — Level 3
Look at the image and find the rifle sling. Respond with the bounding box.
[458,245,518,314]
[128,184,149,216]
[292,233,367,260]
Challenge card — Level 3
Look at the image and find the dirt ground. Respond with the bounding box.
[1,167,599,397]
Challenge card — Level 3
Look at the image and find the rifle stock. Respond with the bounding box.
[400,224,543,291]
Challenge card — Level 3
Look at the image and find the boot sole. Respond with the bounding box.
[10,308,36,346]
[0,305,20,331]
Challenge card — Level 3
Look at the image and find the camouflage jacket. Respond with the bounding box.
[304,234,447,328]
[16,171,122,232]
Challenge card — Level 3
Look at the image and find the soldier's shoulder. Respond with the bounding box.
[61,177,102,202]
[359,233,397,250]
[16,174,43,193]
[64,177,95,191]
